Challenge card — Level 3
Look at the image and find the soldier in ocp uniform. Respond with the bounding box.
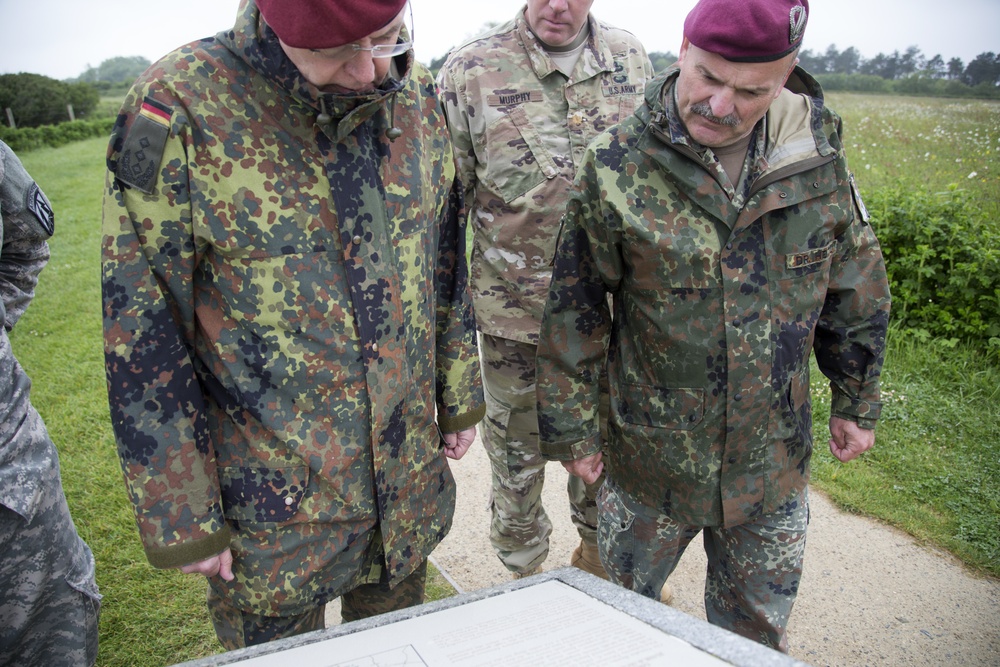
[437,0,655,586]
[101,0,484,651]
[0,140,101,666]
[536,0,891,651]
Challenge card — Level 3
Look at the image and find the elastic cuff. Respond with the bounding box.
[540,434,601,462]
[438,403,485,434]
[830,390,882,424]
[833,412,878,430]
[145,525,232,570]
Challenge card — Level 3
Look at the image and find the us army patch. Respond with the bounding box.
[602,83,641,96]
[849,173,870,223]
[116,97,172,194]
[487,91,543,106]
[25,183,54,236]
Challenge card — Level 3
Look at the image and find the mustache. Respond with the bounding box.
[690,102,741,127]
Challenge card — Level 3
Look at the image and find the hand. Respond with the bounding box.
[442,427,477,460]
[561,452,603,484]
[828,416,875,463]
[179,548,235,581]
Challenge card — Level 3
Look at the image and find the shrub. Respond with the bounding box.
[0,73,100,127]
[0,117,115,152]
[817,73,891,93]
[868,185,1000,351]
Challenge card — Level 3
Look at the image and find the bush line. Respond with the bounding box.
[0,117,116,153]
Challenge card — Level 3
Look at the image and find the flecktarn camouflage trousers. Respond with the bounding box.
[597,480,808,651]
[207,554,426,650]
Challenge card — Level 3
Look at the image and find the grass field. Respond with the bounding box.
[10,92,1000,666]
[827,92,1000,221]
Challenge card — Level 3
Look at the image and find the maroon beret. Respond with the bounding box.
[257,0,408,49]
[684,0,809,63]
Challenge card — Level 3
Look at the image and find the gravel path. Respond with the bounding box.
[427,435,1000,666]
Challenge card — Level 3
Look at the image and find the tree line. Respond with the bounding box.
[796,45,1000,88]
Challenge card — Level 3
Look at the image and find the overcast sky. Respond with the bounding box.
[1,0,997,80]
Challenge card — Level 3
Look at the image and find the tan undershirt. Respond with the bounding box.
[541,23,590,77]
[712,131,754,188]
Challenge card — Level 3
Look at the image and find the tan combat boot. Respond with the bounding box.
[659,581,674,605]
[570,540,610,580]
[512,565,543,580]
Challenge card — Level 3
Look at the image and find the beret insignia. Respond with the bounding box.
[789,6,807,45]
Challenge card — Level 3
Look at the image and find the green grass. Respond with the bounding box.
[98,94,126,119]
[11,93,1000,665]
[809,329,1000,576]
[826,92,1000,223]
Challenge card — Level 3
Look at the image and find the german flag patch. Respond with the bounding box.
[116,97,173,194]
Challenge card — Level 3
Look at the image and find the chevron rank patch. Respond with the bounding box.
[116,97,172,194]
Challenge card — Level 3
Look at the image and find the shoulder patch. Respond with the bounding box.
[849,173,870,224]
[116,97,173,194]
[26,183,55,236]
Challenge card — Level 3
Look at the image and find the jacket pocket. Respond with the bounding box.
[219,465,309,523]
[615,382,705,430]
[597,481,634,582]
[482,105,556,203]
[789,366,811,413]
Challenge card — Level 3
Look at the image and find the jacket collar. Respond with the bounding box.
[515,12,615,81]
[220,0,412,140]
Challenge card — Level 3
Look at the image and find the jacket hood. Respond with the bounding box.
[218,0,413,136]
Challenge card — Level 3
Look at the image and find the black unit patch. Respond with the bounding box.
[26,183,55,236]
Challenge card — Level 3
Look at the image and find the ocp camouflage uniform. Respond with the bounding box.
[101,0,483,648]
[0,140,101,666]
[537,66,891,648]
[437,11,651,573]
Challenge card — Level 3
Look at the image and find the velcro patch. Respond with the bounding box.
[602,83,642,96]
[115,97,173,194]
[25,183,54,236]
[487,91,543,106]
[786,242,835,269]
[849,173,870,224]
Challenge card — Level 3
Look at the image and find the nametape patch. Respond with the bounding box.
[488,91,543,106]
[115,97,173,194]
[786,242,835,269]
[603,83,642,96]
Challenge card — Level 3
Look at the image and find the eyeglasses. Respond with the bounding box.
[310,2,413,60]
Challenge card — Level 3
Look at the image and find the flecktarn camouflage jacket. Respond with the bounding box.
[438,12,652,343]
[537,67,891,528]
[102,0,483,615]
